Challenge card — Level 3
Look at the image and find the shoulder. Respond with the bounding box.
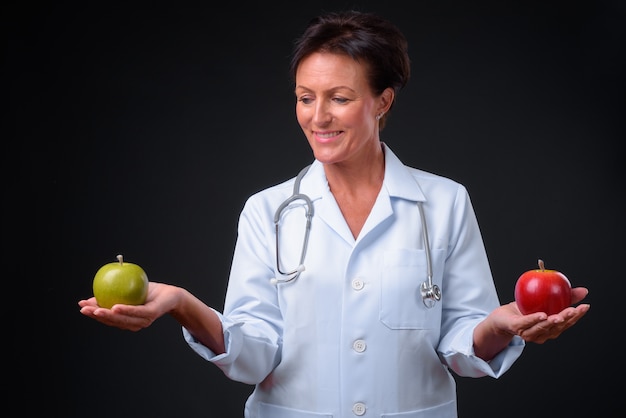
[383,144,469,202]
[408,166,468,194]
[244,176,296,210]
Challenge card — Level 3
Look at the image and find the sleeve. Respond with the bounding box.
[438,319,525,378]
[436,184,525,378]
[182,194,284,385]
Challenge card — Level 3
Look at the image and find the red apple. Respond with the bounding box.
[514,259,571,315]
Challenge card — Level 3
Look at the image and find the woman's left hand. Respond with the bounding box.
[497,287,590,344]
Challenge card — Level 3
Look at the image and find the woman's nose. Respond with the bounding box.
[313,103,332,125]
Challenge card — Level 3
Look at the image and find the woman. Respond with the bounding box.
[79,10,589,417]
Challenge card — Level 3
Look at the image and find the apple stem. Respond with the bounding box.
[538,259,545,271]
[117,254,124,266]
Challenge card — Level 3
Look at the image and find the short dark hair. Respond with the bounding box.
[290,10,411,129]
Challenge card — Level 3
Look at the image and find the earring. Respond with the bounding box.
[376,112,384,121]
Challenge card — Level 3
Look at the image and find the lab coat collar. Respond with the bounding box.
[297,143,426,203]
[381,143,427,203]
[293,143,427,244]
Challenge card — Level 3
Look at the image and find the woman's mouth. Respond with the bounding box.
[314,130,343,143]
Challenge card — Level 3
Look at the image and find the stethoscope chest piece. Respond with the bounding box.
[420,281,441,308]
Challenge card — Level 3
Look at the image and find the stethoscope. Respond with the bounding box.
[271,165,442,308]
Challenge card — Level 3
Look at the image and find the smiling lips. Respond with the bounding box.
[314,130,343,143]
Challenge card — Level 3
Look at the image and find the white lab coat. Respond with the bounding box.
[184,144,524,417]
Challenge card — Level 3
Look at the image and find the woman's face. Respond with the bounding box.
[295,52,390,165]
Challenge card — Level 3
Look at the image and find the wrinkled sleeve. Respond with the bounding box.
[182,310,244,369]
[438,319,525,377]
[436,184,525,377]
[182,193,285,385]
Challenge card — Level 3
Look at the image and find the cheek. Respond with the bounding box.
[295,106,309,129]
[348,102,375,125]
[346,108,375,133]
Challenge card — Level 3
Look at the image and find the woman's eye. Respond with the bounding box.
[298,97,313,104]
[333,97,349,104]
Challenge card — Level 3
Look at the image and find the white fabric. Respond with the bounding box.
[183,144,524,417]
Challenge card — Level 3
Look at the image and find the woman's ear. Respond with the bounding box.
[379,87,395,115]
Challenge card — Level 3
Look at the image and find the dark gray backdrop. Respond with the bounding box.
[7,1,623,417]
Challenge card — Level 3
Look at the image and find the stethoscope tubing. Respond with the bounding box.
[272,164,441,308]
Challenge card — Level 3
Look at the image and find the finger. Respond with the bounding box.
[519,323,556,344]
[78,297,98,308]
[560,305,590,328]
[515,311,548,331]
[521,306,588,343]
[551,304,590,322]
[570,287,589,304]
[96,312,137,330]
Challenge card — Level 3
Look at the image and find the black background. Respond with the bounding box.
[6,1,624,416]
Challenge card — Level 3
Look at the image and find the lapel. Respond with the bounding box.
[297,144,426,246]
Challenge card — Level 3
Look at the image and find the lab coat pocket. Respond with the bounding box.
[380,248,444,329]
[381,399,457,417]
[259,402,332,417]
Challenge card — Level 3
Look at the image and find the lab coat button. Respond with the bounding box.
[353,339,366,353]
[352,402,366,416]
[351,278,364,290]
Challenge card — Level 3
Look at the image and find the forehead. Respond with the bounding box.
[295,52,369,89]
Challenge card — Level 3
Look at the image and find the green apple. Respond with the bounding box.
[93,254,148,309]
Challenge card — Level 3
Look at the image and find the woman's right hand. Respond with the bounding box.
[78,282,182,331]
